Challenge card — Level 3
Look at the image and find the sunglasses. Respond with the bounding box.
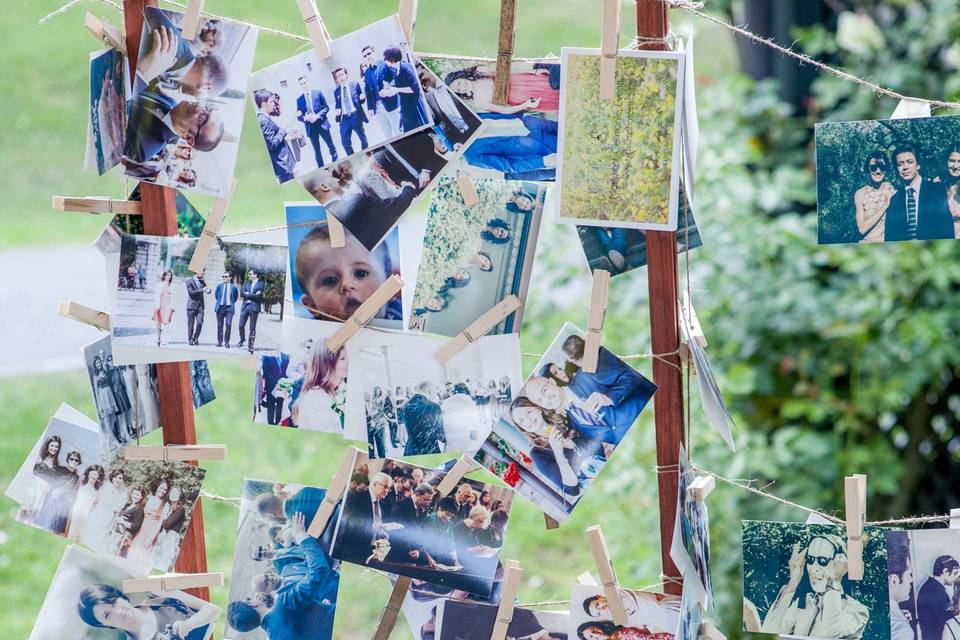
[806,554,834,567]
[869,164,886,172]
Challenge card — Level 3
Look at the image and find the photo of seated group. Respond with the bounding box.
[568,584,681,640]
[435,599,569,639]
[29,545,220,640]
[410,177,545,337]
[329,454,515,597]
[344,330,522,458]
[111,234,287,363]
[886,529,960,640]
[474,323,657,523]
[816,114,960,244]
[122,8,257,197]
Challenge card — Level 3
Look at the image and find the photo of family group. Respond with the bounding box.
[225,479,341,640]
[742,521,890,640]
[111,234,287,364]
[420,56,561,181]
[250,15,432,184]
[329,455,515,597]
[436,599,569,639]
[568,584,681,640]
[285,202,402,327]
[556,48,685,231]
[253,319,347,434]
[122,8,257,196]
[670,447,713,608]
[297,57,483,252]
[410,177,545,338]
[474,323,656,523]
[344,330,522,458]
[886,529,960,640]
[400,574,504,640]
[816,114,960,244]
[88,47,127,175]
[29,545,220,640]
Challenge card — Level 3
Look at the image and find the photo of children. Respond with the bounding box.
[285,202,402,328]
[409,177,545,338]
[568,584,681,640]
[88,47,128,175]
[436,599,569,639]
[474,322,656,523]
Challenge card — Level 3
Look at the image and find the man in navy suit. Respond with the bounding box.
[885,144,956,241]
[360,45,400,138]
[380,46,430,133]
[332,67,368,155]
[185,269,210,346]
[237,269,266,354]
[124,82,224,166]
[214,271,239,348]
[296,76,337,168]
[254,89,296,182]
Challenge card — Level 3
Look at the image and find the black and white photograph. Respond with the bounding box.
[344,329,523,458]
[816,114,960,244]
[122,7,257,197]
[329,455,515,597]
[29,545,220,640]
[400,574,504,640]
[225,479,340,640]
[409,177,545,338]
[742,521,890,640]
[568,584,681,640]
[88,47,128,175]
[249,15,433,183]
[885,529,960,640]
[670,445,714,608]
[111,234,287,364]
[436,598,569,639]
[474,322,656,523]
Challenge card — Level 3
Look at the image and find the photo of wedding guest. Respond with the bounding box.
[88,47,127,175]
[297,75,338,167]
[435,598,568,640]
[885,531,916,640]
[886,529,960,640]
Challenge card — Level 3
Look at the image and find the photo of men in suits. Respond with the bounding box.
[238,270,266,354]
[254,90,297,182]
[296,76,338,168]
[333,67,369,155]
[214,272,239,348]
[360,45,401,139]
[381,46,429,133]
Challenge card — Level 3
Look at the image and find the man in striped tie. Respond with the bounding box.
[884,144,955,241]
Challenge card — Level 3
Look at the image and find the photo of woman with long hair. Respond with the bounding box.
[152,270,174,347]
[107,485,146,557]
[854,151,895,243]
[127,478,170,564]
[942,144,960,238]
[33,450,82,535]
[83,468,128,549]
[152,485,187,570]
[292,344,347,430]
[78,583,221,639]
[18,435,62,521]
[66,464,105,541]
[93,354,122,445]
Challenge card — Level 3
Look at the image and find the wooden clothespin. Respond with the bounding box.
[122,572,223,593]
[296,0,333,60]
[585,525,628,626]
[577,571,598,586]
[307,446,361,538]
[599,0,621,100]
[490,560,523,640]
[844,474,867,581]
[180,0,205,41]
[187,180,235,274]
[84,12,127,56]
[59,301,110,331]
[583,269,611,373]
[950,508,960,529]
[700,620,727,640]
[325,275,404,352]
[686,475,715,502]
[456,172,481,207]
[52,196,141,215]
[398,0,418,44]
[372,575,411,640]
[327,215,346,248]
[122,444,227,462]
[492,0,519,105]
[437,456,479,496]
[544,514,560,530]
[435,296,521,364]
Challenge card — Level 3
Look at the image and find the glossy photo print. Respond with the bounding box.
[88,47,128,174]
[568,584,681,640]
[670,446,713,608]
[400,574,504,640]
[474,322,656,523]
[409,177,545,338]
[436,599,568,639]
[815,114,960,244]
[885,529,960,640]
[122,8,257,196]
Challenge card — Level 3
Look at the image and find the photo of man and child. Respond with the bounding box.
[886,529,960,640]
[329,456,515,597]
[474,323,657,523]
[122,8,257,197]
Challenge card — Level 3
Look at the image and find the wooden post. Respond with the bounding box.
[637,0,685,598]
[123,0,210,602]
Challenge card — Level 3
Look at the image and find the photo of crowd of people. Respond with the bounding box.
[87,47,127,175]
[568,585,681,640]
[330,456,515,597]
[249,15,432,184]
[225,479,341,639]
[122,8,257,197]
[344,330,522,458]
[410,178,545,338]
[285,202,402,327]
[400,574,505,640]
[420,56,561,181]
[29,545,220,640]
[886,529,960,640]
[670,448,713,608]
[436,599,569,639]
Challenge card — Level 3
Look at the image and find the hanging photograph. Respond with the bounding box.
[742,520,891,640]
[555,48,685,231]
[568,583,681,640]
[122,7,257,197]
[190,359,216,408]
[419,55,561,181]
[329,455,515,597]
[670,445,714,607]
[286,202,402,327]
[29,545,220,640]
[344,330,523,458]
[474,322,656,523]
[815,114,960,244]
[224,479,341,639]
[886,529,960,640]
[435,599,569,639]
[111,234,287,364]
[88,47,128,175]
[409,177,545,338]
[677,585,705,640]
[400,573,504,640]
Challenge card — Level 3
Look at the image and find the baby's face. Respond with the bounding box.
[301,237,384,320]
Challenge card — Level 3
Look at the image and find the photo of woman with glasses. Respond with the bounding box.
[854,151,896,243]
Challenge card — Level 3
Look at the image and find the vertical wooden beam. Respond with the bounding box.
[637,0,685,598]
[123,0,210,602]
